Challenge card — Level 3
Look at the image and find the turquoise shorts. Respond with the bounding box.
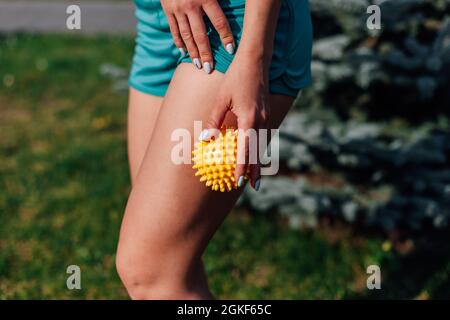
[129,0,313,98]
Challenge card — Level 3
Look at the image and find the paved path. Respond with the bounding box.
[0,1,136,34]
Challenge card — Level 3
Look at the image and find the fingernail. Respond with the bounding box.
[199,129,210,141]
[237,176,245,188]
[193,58,202,69]
[179,48,186,57]
[254,179,261,191]
[225,43,235,55]
[203,62,212,74]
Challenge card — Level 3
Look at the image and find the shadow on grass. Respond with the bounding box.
[347,230,450,299]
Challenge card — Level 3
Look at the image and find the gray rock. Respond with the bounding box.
[313,35,351,61]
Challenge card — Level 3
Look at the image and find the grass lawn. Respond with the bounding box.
[0,34,449,299]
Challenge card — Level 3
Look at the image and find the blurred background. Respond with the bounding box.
[0,0,449,299]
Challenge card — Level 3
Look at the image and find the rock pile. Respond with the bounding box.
[240,110,450,232]
[305,0,450,121]
[240,0,450,233]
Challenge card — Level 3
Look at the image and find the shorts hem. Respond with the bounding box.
[179,61,312,98]
[269,78,312,98]
[128,79,166,97]
[179,58,229,75]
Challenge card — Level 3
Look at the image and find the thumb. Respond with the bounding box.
[199,94,229,141]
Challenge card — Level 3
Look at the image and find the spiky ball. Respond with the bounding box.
[192,127,245,192]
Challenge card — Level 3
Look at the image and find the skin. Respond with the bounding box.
[127,90,163,186]
[117,0,294,299]
[161,0,236,72]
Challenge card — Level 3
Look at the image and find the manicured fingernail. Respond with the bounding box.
[199,129,210,141]
[193,58,202,69]
[203,62,212,74]
[254,179,261,191]
[225,43,235,55]
[237,176,245,187]
[179,48,186,57]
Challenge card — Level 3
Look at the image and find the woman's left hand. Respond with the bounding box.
[200,52,270,191]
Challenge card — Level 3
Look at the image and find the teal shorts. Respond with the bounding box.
[129,0,313,98]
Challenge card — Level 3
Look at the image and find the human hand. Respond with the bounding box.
[199,52,270,190]
[161,0,236,73]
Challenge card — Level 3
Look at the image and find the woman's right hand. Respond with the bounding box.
[160,0,236,73]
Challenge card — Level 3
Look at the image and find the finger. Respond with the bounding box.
[249,117,268,191]
[235,117,256,187]
[250,111,270,190]
[188,9,214,73]
[249,162,261,191]
[199,93,229,141]
[166,14,186,55]
[235,128,249,188]
[176,14,201,65]
[202,1,235,55]
[260,109,270,129]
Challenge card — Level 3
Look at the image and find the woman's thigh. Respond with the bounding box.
[118,63,294,280]
[127,88,163,184]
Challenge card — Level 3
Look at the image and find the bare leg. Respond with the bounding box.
[116,63,294,299]
[127,88,163,185]
[123,79,221,300]
[126,86,212,298]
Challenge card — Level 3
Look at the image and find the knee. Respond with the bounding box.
[116,247,204,300]
[115,248,159,299]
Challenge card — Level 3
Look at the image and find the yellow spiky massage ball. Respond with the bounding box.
[192,127,247,192]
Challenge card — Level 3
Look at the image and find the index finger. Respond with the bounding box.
[202,1,235,54]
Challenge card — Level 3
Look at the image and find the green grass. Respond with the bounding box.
[0,34,449,299]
